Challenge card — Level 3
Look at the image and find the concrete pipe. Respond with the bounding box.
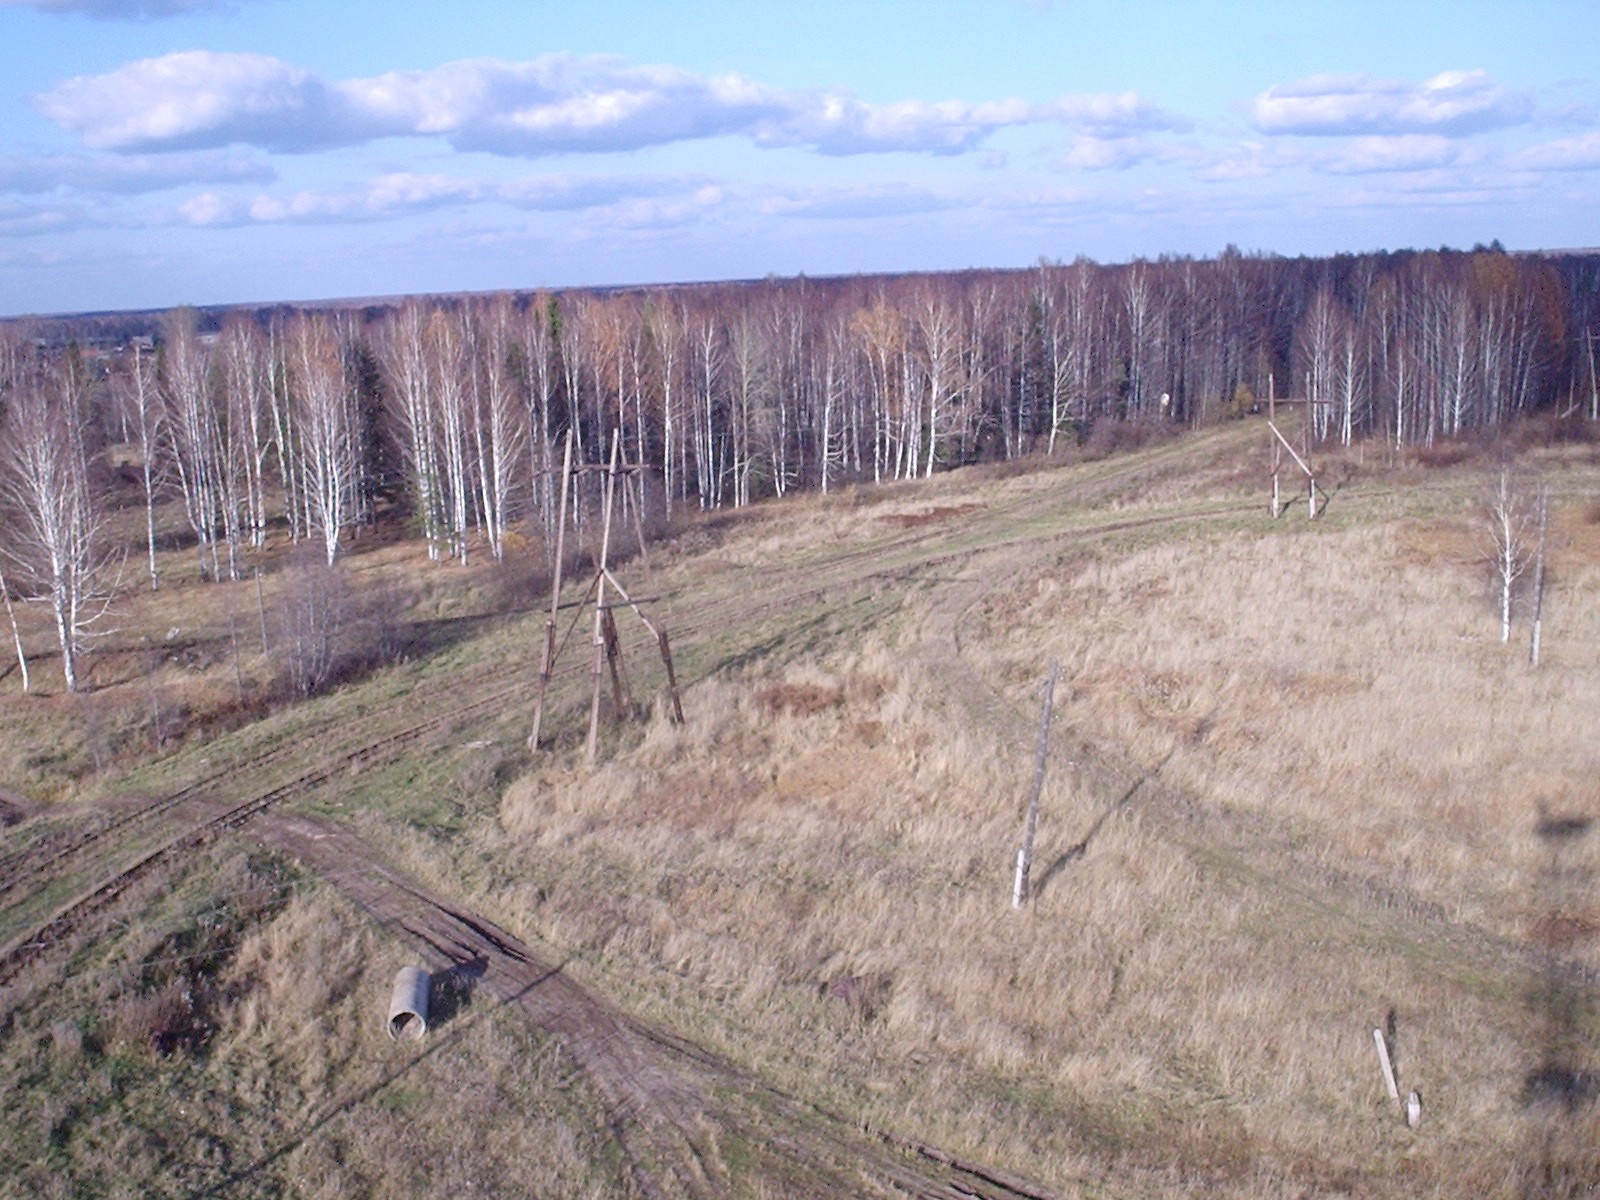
[387,965,431,1041]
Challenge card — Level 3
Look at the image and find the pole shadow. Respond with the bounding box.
[1519,803,1600,1196]
[1033,749,1173,900]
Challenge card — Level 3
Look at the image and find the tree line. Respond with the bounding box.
[2,245,1597,690]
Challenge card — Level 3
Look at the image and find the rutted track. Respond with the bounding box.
[0,427,1304,1193]
[0,649,524,902]
[258,810,1067,1200]
[0,671,542,985]
[0,433,1271,988]
[0,427,1248,898]
[0,492,1012,976]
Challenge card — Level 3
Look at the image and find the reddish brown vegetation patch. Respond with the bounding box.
[754,682,844,716]
[1530,909,1600,951]
[1083,417,1174,461]
[0,790,31,827]
[881,504,983,529]
[820,971,894,1023]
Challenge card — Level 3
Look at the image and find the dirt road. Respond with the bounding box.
[257,810,1063,1200]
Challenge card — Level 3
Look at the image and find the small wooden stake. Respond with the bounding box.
[1373,1027,1401,1108]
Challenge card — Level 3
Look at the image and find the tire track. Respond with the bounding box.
[0,676,532,985]
[256,810,1068,1200]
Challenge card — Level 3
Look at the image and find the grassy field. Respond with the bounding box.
[2,414,1599,1197]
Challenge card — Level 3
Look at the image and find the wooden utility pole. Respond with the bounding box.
[1267,375,1323,519]
[528,432,574,753]
[1530,486,1549,668]
[657,629,685,725]
[1013,662,1059,909]
[585,432,622,766]
[1267,418,1318,519]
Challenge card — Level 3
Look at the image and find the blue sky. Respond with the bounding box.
[1,0,1596,316]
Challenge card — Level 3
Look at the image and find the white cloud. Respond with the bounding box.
[0,199,77,236]
[1047,93,1190,138]
[174,171,700,227]
[605,187,727,231]
[1190,142,1276,182]
[1513,132,1600,171]
[758,183,952,220]
[1186,134,1470,182]
[496,173,692,211]
[177,190,239,226]
[0,0,243,17]
[35,50,1189,158]
[0,148,273,194]
[1058,135,1161,171]
[36,51,343,152]
[1249,70,1532,137]
[1320,135,1466,174]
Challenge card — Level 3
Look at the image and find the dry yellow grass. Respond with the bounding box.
[474,444,1600,1196]
[0,849,619,1199]
[6,424,1600,1196]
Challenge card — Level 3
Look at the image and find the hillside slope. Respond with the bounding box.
[2,418,1599,1197]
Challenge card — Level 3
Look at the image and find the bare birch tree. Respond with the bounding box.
[473,296,527,562]
[511,295,559,552]
[0,550,27,694]
[380,300,446,562]
[914,288,961,478]
[288,315,358,566]
[0,370,119,692]
[111,342,166,591]
[1486,467,1533,644]
[161,309,224,581]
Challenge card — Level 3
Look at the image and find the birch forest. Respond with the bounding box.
[2,246,1597,629]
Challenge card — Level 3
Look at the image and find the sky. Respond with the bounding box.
[0,0,1596,317]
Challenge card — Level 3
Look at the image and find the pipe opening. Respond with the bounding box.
[386,965,431,1041]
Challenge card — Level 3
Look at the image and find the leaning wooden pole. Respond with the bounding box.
[602,608,631,717]
[598,564,685,727]
[1012,662,1059,909]
[529,432,574,753]
[658,629,685,725]
[585,431,621,767]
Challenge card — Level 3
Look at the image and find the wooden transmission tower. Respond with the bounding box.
[527,431,685,764]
